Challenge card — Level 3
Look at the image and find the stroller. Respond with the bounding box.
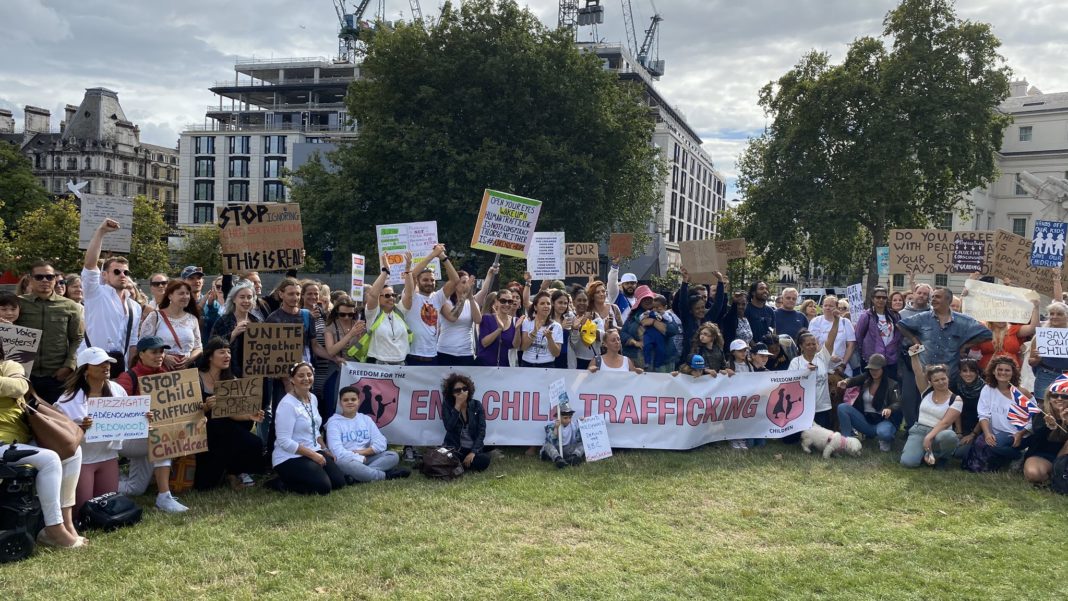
[0,443,44,563]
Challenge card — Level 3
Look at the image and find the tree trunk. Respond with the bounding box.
[866,222,886,299]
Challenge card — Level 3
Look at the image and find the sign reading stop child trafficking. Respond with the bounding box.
[140,369,207,461]
[470,189,542,258]
[217,203,304,274]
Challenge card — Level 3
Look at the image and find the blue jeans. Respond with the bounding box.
[1033,365,1062,401]
[988,431,1023,459]
[837,403,896,442]
[900,424,958,467]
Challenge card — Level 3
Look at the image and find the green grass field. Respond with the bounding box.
[1,442,1065,600]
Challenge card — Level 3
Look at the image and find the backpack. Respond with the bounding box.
[78,492,142,531]
[419,447,464,481]
[1052,455,1068,495]
[349,309,413,362]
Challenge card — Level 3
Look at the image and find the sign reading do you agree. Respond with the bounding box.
[217,203,305,274]
[470,189,542,258]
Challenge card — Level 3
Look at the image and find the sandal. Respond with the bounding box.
[36,529,87,549]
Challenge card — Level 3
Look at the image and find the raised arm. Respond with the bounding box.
[1018,299,1040,340]
[439,248,461,298]
[910,345,929,392]
[606,261,620,304]
[83,218,119,270]
[1054,267,1064,303]
[473,263,498,307]
[400,252,416,311]
[365,261,390,312]
[823,313,840,354]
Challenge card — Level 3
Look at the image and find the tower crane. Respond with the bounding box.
[409,0,423,22]
[619,1,663,78]
[333,0,372,63]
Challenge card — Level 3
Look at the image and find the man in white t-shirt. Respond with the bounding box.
[81,218,142,377]
[401,244,457,365]
[808,295,856,376]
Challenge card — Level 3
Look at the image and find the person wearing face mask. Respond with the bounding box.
[81,218,142,376]
[16,260,84,403]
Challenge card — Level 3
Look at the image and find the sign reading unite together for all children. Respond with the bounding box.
[1030,220,1068,268]
[140,369,207,461]
[470,189,542,258]
[217,203,305,274]
[243,323,303,377]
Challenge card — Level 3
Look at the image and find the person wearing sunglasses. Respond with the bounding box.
[14,260,84,403]
[853,286,902,382]
[477,290,520,367]
[1023,375,1068,485]
[364,255,413,366]
[81,217,142,377]
[146,273,169,308]
[440,373,491,472]
[321,298,366,420]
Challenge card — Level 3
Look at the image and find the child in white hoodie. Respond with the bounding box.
[325,386,410,482]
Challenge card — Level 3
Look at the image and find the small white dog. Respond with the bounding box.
[800,424,863,459]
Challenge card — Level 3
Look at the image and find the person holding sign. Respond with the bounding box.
[606,263,639,323]
[517,291,562,367]
[325,386,410,482]
[963,274,1040,371]
[567,289,604,370]
[540,401,583,468]
[440,373,491,472]
[139,280,203,372]
[1028,301,1068,401]
[272,362,346,495]
[364,259,413,365]
[55,347,128,514]
[438,271,483,367]
[81,218,142,376]
[16,260,84,404]
[961,357,1034,471]
[210,280,261,378]
[114,336,190,513]
[789,316,841,430]
[195,337,264,491]
[401,245,456,366]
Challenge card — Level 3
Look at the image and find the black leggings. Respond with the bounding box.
[274,452,346,495]
[195,419,265,490]
[459,448,492,472]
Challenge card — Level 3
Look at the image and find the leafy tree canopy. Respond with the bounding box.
[0,142,50,230]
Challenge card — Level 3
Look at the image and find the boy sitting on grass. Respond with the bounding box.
[540,402,584,468]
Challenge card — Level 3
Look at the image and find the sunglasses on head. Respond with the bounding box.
[112,268,131,277]
[32,274,56,281]
[452,386,469,393]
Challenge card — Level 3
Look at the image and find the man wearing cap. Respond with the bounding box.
[16,260,84,403]
[834,353,902,452]
[180,265,206,306]
[607,260,640,323]
[81,218,142,376]
[540,401,584,468]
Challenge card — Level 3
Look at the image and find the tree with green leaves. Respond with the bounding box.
[176,226,221,275]
[291,0,665,273]
[736,0,1011,294]
[129,195,169,279]
[0,142,50,230]
[10,197,81,273]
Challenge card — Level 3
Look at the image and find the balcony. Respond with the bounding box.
[182,122,356,134]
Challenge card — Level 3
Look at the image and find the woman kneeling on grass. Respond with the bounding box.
[900,349,962,468]
[440,373,491,472]
[959,356,1033,471]
[271,362,346,494]
[326,386,410,482]
[1023,375,1068,486]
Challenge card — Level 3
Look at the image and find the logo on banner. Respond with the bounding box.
[351,376,401,427]
[766,381,805,428]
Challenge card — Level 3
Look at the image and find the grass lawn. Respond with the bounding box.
[1,440,1065,600]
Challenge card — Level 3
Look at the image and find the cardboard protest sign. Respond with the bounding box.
[141,369,203,425]
[579,414,612,462]
[376,221,439,286]
[243,323,303,377]
[526,232,565,280]
[1031,220,1067,268]
[679,239,726,284]
[715,238,747,260]
[350,254,366,302]
[212,376,264,419]
[1034,328,1068,359]
[876,247,890,276]
[470,189,543,258]
[952,238,986,273]
[217,203,304,274]
[0,323,41,376]
[888,229,996,275]
[608,233,635,258]
[565,242,599,277]
[846,284,864,314]
[961,278,1038,324]
[78,194,133,252]
[84,395,150,443]
[991,230,1068,298]
[148,419,208,462]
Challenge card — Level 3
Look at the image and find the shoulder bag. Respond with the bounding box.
[19,393,83,460]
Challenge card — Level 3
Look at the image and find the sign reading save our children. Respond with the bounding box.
[470,189,542,258]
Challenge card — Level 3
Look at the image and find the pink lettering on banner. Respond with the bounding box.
[686,398,703,426]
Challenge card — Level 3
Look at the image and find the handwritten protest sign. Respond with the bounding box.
[846,284,864,315]
[608,233,635,258]
[78,194,133,252]
[952,238,986,273]
[243,323,302,377]
[149,419,208,462]
[991,230,1068,298]
[350,254,365,302]
[84,395,150,443]
[526,232,565,280]
[565,242,599,277]
[679,239,726,284]
[1034,328,1068,359]
[0,323,41,376]
[548,378,571,412]
[579,414,612,462]
[961,278,1038,324]
[376,221,439,286]
[889,229,996,275]
[877,246,890,276]
[217,203,304,274]
[1030,220,1067,268]
[715,238,747,260]
[470,189,542,258]
[212,377,264,419]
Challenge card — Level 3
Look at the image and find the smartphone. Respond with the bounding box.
[908,344,925,357]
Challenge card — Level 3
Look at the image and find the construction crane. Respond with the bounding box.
[333,0,372,63]
[409,0,423,22]
[620,0,664,79]
[559,1,603,37]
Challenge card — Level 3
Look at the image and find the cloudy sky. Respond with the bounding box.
[3,0,1066,198]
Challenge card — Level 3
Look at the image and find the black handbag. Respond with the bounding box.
[78,492,142,531]
[0,445,42,563]
[419,447,465,481]
[1052,455,1068,495]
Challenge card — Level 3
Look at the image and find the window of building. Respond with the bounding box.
[138,184,146,195]
[671,166,678,190]
[195,158,215,178]
[194,180,214,201]
[66,157,76,170]
[1011,216,1027,238]
[974,209,983,231]
[1019,126,1032,142]
[193,203,214,224]
[138,164,145,176]
[53,179,62,192]
[230,158,250,178]
[934,274,948,287]
[229,135,251,154]
[122,162,129,175]
[165,190,172,203]
[264,158,285,178]
[669,219,676,242]
[194,136,215,154]
[165,168,172,182]
[152,165,159,179]
[264,181,285,202]
[122,183,128,196]
[84,157,91,170]
[264,135,286,155]
[892,274,905,288]
[104,181,111,195]
[1015,173,1026,196]
[939,212,953,230]
[670,192,678,216]
[228,181,249,202]
[152,188,159,200]
[84,181,91,194]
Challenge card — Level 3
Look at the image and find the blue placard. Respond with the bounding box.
[876,246,889,276]
[1031,220,1068,268]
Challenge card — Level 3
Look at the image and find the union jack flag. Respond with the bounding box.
[1007,386,1041,430]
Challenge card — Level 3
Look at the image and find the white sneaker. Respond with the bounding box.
[878,440,892,452]
[730,440,748,450]
[239,473,255,486]
[156,492,189,513]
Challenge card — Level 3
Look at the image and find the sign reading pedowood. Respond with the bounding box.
[470,189,542,258]
[212,376,264,419]
[565,242,599,277]
[217,203,304,274]
[84,395,150,443]
[243,323,303,377]
[78,194,133,253]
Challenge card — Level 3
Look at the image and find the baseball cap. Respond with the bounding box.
[77,347,117,368]
[753,343,774,356]
[620,273,638,284]
[136,336,172,352]
[180,265,205,279]
[729,339,749,352]
[866,354,887,370]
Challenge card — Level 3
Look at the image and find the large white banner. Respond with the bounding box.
[338,364,816,448]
